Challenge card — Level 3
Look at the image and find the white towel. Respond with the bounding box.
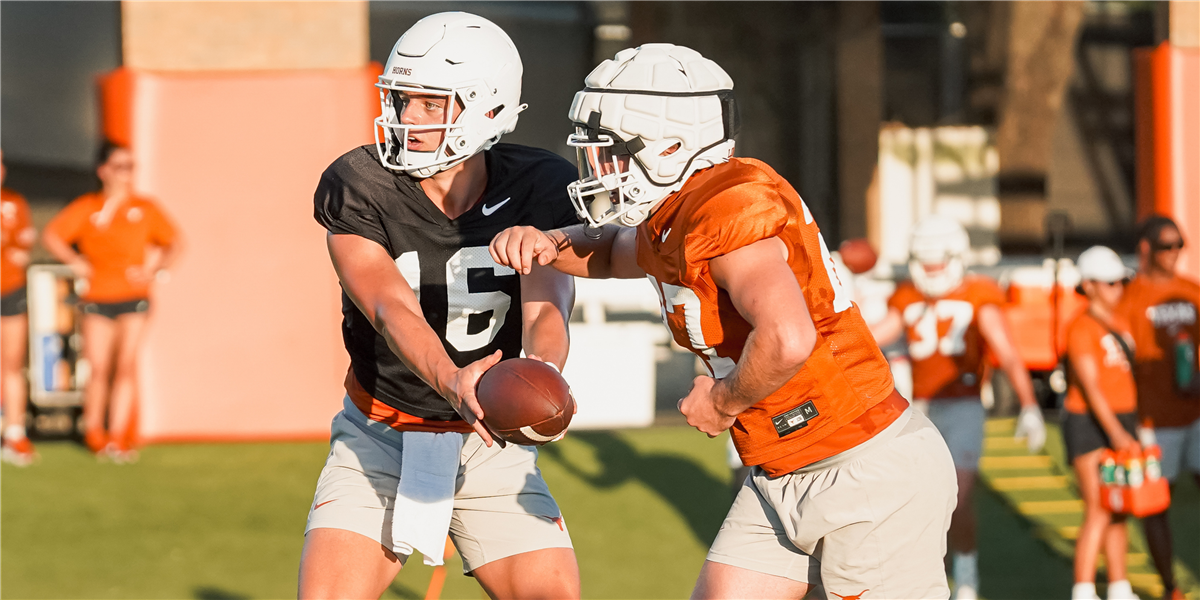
[391,431,463,566]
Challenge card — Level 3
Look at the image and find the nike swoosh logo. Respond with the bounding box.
[481,197,511,216]
[662,228,671,242]
[313,499,336,510]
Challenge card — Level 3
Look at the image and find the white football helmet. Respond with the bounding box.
[909,215,970,298]
[375,12,527,178]
[566,44,739,228]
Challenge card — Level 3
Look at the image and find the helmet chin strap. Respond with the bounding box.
[620,207,647,226]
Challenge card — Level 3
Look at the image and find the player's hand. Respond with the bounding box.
[68,258,93,279]
[678,376,737,437]
[1109,428,1137,453]
[445,350,504,447]
[1014,404,1046,454]
[7,248,30,269]
[489,226,559,275]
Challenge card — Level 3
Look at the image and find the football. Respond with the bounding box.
[838,238,878,275]
[476,358,575,446]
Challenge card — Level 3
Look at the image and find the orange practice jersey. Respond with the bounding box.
[1,188,33,294]
[43,193,177,302]
[344,369,474,434]
[636,158,902,476]
[1063,311,1137,415]
[1117,274,1200,427]
[888,276,1005,401]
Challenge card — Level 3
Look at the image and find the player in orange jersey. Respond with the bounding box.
[870,215,1045,600]
[42,141,182,462]
[491,44,957,600]
[1,150,38,466]
[1063,246,1140,600]
[868,216,1046,600]
[1118,216,1198,600]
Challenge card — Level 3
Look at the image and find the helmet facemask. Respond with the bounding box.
[908,216,970,298]
[566,124,662,228]
[375,84,519,179]
[909,252,966,299]
[566,105,736,229]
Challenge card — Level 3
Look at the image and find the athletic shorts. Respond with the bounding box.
[0,287,27,317]
[305,397,572,574]
[1062,411,1138,464]
[1154,418,1200,481]
[707,408,957,600]
[80,298,149,319]
[915,397,985,471]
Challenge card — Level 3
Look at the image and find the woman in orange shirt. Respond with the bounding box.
[1063,246,1139,600]
[1,150,38,465]
[42,141,181,461]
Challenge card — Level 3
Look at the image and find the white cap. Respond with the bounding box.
[1076,246,1132,283]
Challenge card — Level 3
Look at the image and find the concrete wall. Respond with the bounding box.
[122,1,368,71]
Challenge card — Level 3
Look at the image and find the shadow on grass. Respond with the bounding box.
[1167,475,1200,578]
[193,587,250,600]
[385,580,422,599]
[541,430,730,546]
[974,482,1076,600]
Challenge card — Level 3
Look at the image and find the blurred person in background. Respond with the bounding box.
[42,141,181,463]
[298,13,579,599]
[1118,216,1198,600]
[870,215,1045,600]
[491,43,957,600]
[1063,246,1139,600]
[1,150,38,466]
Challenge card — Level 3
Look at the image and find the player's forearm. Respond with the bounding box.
[156,238,184,272]
[1001,358,1038,409]
[374,302,459,401]
[550,225,642,279]
[1075,365,1127,440]
[1084,390,1127,441]
[713,322,814,417]
[41,233,79,265]
[522,310,570,370]
[17,226,35,250]
[7,248,30,268]
[869,310,903,347]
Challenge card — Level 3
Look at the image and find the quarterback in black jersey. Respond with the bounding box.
[299,13,580,600]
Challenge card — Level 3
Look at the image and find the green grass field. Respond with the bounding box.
[2,423,1197,599]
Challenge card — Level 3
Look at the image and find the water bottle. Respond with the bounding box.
[1145,446,1163,481]
[1176,331,1196,393]
[1126,451,1145,488]
[1100,452,1117,485]
[1140,420,1164,481]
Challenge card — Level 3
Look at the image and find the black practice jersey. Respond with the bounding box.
[313,143,579,420]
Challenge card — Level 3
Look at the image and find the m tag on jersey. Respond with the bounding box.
[772,401,819,437]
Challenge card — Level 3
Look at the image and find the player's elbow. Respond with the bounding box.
[773,320,816,371]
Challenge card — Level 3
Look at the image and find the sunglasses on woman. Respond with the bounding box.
[1152,239,1185,252]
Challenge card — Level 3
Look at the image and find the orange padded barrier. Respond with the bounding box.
[1003,285,1087,372]
[99,66,381,442]
[1134,43,1200,280]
